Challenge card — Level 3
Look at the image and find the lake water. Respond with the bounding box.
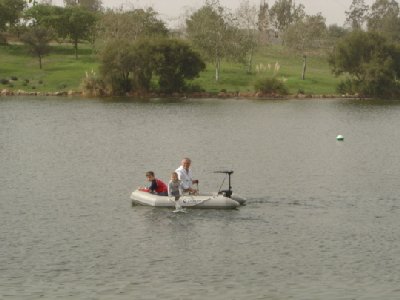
[1,96,400,299]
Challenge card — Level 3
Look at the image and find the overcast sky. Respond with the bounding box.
[51,0,376,26]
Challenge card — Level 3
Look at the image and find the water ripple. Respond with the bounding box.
[2,97,400,299]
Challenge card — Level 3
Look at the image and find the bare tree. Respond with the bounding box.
[257,0,272,44]
[345,0,369,30]
[270,0,305,35]
[367,0,400,42]
[186,1,247,81]
[21,26,54,69]
[284,14,327,80]
[236,0,260,73]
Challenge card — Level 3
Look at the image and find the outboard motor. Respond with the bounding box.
[214,170,234,198]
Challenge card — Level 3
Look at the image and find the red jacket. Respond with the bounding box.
[140,178,168,194]
[154,179,168,193]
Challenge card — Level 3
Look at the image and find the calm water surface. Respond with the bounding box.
[1,96,400,299]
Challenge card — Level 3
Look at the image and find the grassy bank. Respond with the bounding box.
[192,46,341,95]
[0,43,97,93]
[0,43,341,95]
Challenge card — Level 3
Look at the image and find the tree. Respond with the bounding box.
[345,0,369,30]
[325,24,348,49]
[99,40,136,94]
[236,0,260,73]
[0,0,26,31]
[367,0,400,42]
[269,0,305,38]
[285,13,327,53]
[258,0,271,41]
[95,8,168,50]
[285,14,326,80]
[24,3,64,28]
[25,4,96,54]
[150,39,206,93]
[20,26,54,69]
[99,38,206,95]
[326,24,348,43]
[64,0,102,12]
[186,1,247,81]
[59,6,97,59]
[328,31,400,97]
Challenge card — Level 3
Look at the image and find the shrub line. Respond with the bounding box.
[0,88,363,100]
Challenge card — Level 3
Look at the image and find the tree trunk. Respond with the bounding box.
[74,39,78,59]
[39,55,42,69]
[247,49,253,74]
[302,55,307,80]
[215,58,220,81]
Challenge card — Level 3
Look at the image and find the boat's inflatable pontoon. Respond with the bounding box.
[131,190,241,209]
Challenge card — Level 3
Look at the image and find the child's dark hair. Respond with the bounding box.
[146,171,155,177]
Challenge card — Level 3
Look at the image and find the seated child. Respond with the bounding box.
[139,171,168,196]
[168,172,184,201]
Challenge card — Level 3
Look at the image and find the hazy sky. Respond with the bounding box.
[51,0,376,26]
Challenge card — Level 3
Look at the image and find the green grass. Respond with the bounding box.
[191,45,342,95]
[0,43,341,95]
[0,43,97,92]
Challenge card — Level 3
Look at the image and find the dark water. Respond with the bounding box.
[1,96,400,299]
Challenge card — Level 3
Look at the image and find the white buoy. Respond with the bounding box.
[336,134,344,141]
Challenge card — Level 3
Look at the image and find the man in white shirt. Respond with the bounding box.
[175,157,198,194]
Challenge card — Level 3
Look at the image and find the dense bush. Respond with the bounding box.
[336,79,355,95]
[98,38,205,95]
[336,72,400,98]
[254,77,289,95]
[329,31,400,98]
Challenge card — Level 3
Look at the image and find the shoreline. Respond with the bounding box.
[0,88,362,100]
